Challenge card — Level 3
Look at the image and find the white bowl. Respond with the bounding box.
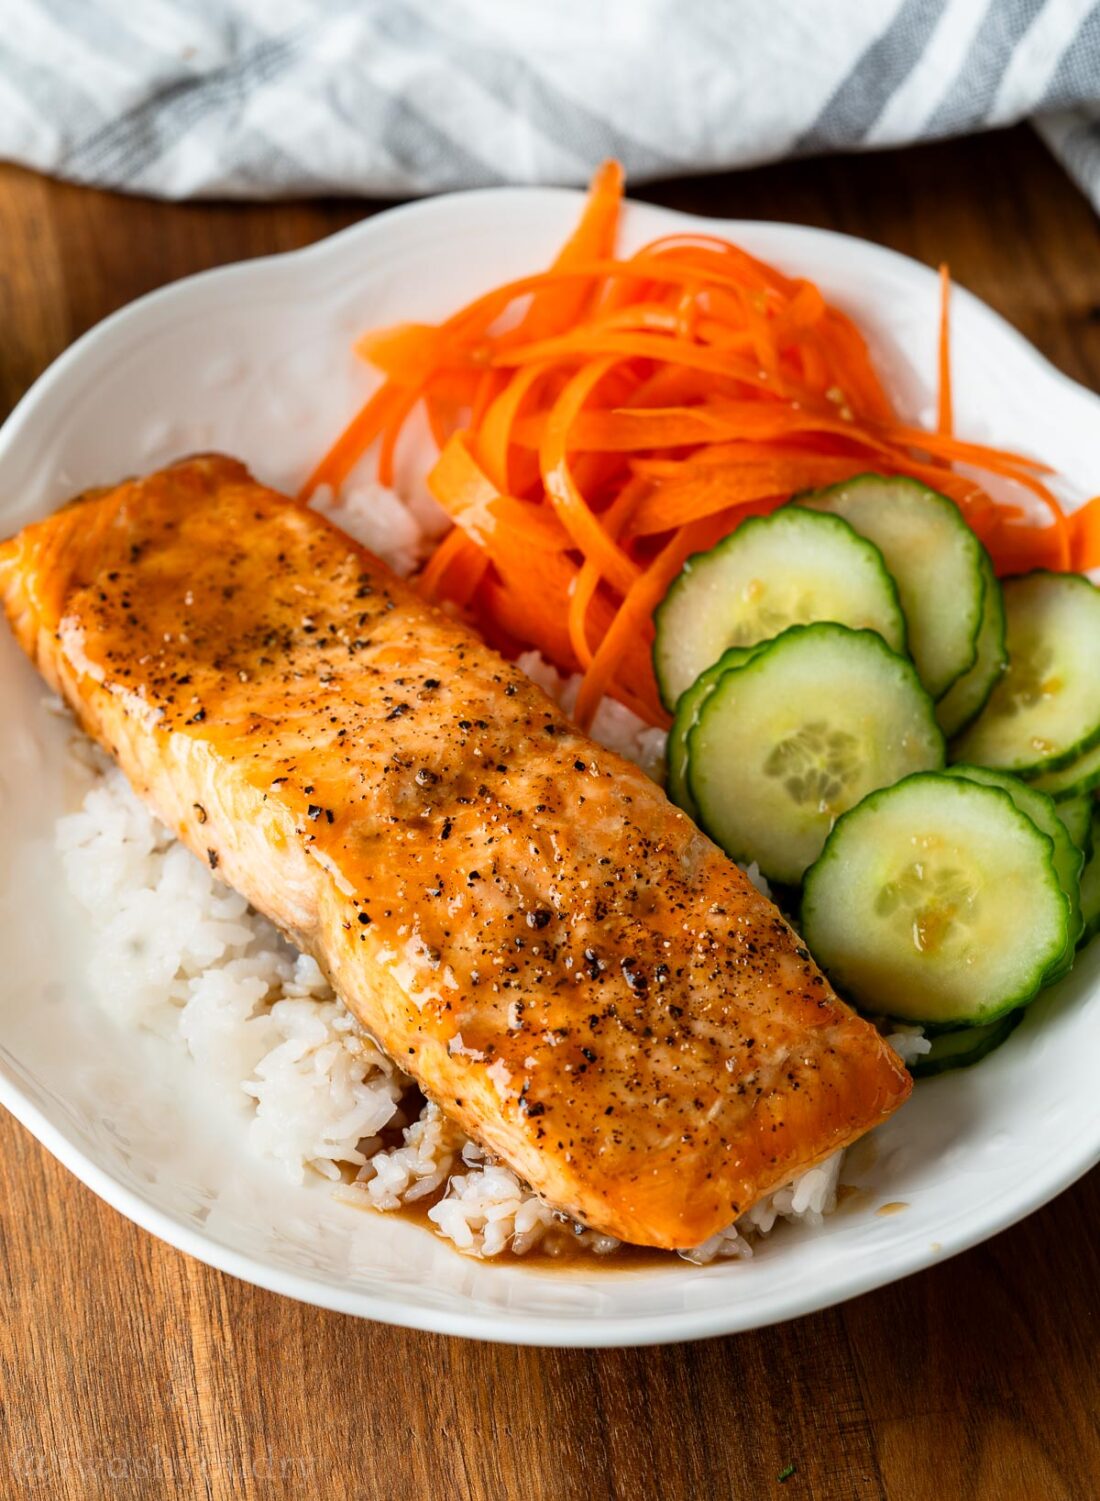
[0,190,1096,1347]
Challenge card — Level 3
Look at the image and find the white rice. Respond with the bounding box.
[881,1023,933,1067]
[310,480,443,581]
[51,481,890,1264]
[514,650,670,782]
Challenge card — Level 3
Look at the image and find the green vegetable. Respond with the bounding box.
[653,508,905,710]
[687,624,943,883]
[666,645,762,819]
[1056,795,1093,857]
[802,773,1071,1026]
[944,764,1083,972]
[953,571,1100,775]
[1079,803,1100,947]
[1026,737,1100,802]
[910,1012,1022,1078]
[798,474,986,700]
[935,550,1006,737]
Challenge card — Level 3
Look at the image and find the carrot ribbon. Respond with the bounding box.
[302,162,1094,727]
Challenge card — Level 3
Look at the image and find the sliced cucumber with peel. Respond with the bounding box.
[666,645,761,819]
[944,764,1083,973]
[798,475,985,700]
[802,773,1070,1026]
[653,508,907,710]
[910,1012,1023,1079]
[1057,795,1094,858]
[1025,737,1100,802]
[1079,803,1100,946]
[687,624,943,883]
[953,571,1100,775]
[935,551,1006,737]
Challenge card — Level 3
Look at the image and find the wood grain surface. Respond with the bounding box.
[1,125,1098,1501]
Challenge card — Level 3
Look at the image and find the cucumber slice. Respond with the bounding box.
[653,508,907,710]
[953,571,1100,775]
[666,645,761,819]
[1057,795,1094,858]
[910,1012,1022,1079]
[798,475,984,699]
[936,552,1006,737]
[688,624,943,883]
[1026,737,1100,802]
[801,773,1070,1026]
[944,764,1084,972]
[1080,804,1100,946]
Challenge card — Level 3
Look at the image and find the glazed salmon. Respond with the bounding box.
[0,456,910,1248]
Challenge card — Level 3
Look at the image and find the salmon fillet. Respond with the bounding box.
[0,455,911,1249]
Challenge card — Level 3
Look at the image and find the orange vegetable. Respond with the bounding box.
[428,432,571,556]
[300,383,402,496]
[568,476,649,668]
[627,459,876,536]
[477,364,552,492]
[418,525,488,607]
[573,520,712,730]
[304,163,1095,728]
[493,328,809,404]
[510,159,624,343]
[1068,494,1100,572]
[538,357,640,598]
[937,264,953,438]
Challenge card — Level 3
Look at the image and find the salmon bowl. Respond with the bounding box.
[0,189,1097,1345]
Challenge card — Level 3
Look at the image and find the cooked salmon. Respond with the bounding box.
[0,455,911,1248]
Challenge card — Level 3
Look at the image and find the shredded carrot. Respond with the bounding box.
[428,432,570,558]
[376,385,424,488]
[356,322,453,384]
[477,364,551,492]
[567,476,649,668]
[627,459,875,536]
[299,382,401,497]
[426,432,499,533]
[510,160,624,343]
[877,423,1052,475]
[1069,494,1100,572]
[418,526,488,606]
[538,358,640,598]
[937,264,953,438]
[573,520,712,730]
[303,162,1094,726]
[493,328,811,403]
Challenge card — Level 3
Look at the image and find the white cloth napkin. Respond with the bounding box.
[1,0,1098,208]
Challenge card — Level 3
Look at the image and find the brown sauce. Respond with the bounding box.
[392,1197,677,1274]
[835,1182,874,1215]
[332,1089,682,1272]
[334,1157,683,1272]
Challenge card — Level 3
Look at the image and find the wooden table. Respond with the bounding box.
[1,125,1098,1501]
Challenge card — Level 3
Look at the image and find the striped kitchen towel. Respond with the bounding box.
[1,0,1098,208]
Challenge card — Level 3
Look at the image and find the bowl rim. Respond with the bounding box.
[1,186,1097,1347]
